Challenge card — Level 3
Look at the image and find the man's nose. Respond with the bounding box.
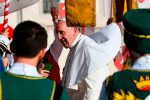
[58,34,62,40]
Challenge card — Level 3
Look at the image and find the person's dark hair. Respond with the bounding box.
[10,21,47,58]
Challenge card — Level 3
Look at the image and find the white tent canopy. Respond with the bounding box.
[0,0,39,16]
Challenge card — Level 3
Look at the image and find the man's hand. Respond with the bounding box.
[2,56,8,67]
[107,17,114,25]
[38,63,50,78]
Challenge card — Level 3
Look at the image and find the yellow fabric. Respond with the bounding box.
[66,0,96,27]
[113,0,138,22]
[129,0,138,9]
[123,0,127,15]
[113,0,117,22]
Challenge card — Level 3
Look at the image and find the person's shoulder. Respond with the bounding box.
[113,70,131,76]
[80,34,98,47]
[110,70,135,81]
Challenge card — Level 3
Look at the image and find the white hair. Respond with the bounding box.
[58,17,82,33]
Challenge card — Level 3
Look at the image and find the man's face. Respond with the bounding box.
[55,21,76,48]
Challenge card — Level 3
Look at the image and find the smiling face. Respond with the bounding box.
[55,21,78,48]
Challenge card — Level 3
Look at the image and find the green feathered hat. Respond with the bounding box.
[123,9,150,55]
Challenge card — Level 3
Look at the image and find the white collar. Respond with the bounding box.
[132,55,150,70]
[70,33,82,48]
[8,63,42,77]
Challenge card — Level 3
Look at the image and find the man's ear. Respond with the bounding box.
[74,27,78,32]
[72,27,79,36]
[39,48,46,59]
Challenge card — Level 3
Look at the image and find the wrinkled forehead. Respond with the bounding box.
[56,21,81,32]
[56,21,67,30]
[56,21,75,33]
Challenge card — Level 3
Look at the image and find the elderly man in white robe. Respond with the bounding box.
[55,20,121,100]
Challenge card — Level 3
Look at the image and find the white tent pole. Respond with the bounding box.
[17,9,23,23]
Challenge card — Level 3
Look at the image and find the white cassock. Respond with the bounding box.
[62,23,121,100]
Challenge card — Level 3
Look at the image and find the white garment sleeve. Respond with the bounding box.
[84,65,109,100]
[90,23,121,65]
[83,44,110,100]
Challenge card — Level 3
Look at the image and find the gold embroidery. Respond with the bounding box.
[125,29,150,39]
[50,81,56,100]
[113,89,125,99]
[6,72,46,80]
[113,89,141,100]
[133,76,150,90]
[0,80,2,100]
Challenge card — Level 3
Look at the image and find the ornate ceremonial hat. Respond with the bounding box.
[123,9,150,55]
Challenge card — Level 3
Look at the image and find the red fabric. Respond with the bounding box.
[58,3,65,18]
[0,24,14,39]
[114,46,130,70]
[5,3,9,8]
[0,0,4,3]
[138,0,145,3]
[140,86,150,91]
[43,50,62,85]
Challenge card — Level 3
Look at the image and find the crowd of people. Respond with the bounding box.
[0,7,150,100]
